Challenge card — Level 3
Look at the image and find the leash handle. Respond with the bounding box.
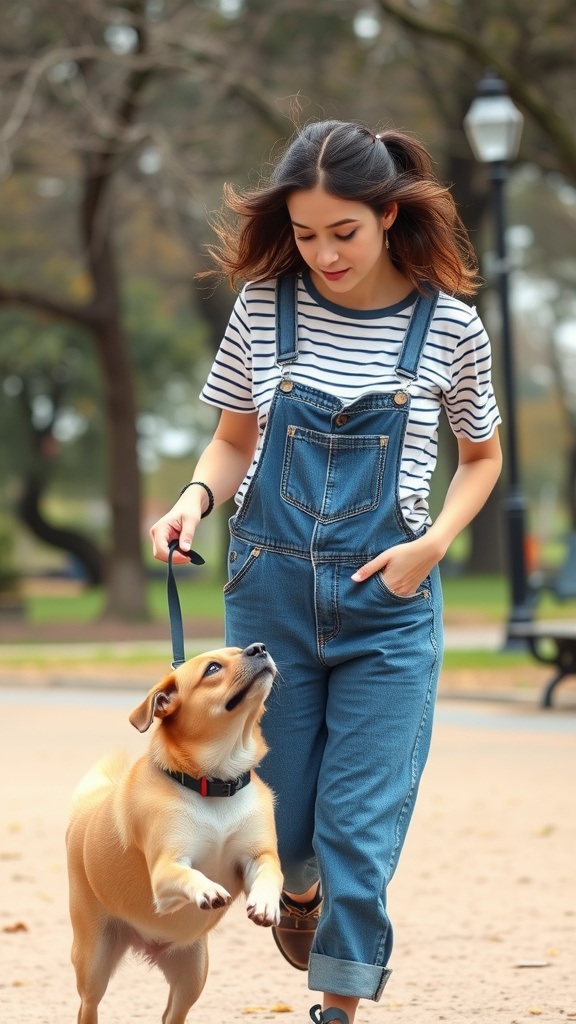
[167,540,205,669]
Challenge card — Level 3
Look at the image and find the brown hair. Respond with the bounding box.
[205,120,479,296]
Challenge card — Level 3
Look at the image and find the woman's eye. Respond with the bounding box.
[335,230,356,241]
[296,235,314,242]
[203,662,222,677]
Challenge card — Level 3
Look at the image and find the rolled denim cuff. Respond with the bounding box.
[308,952,392,1001]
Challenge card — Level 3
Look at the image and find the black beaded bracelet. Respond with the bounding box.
[178,481,214,518]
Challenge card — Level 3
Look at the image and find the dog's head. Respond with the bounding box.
[129,643,276,776]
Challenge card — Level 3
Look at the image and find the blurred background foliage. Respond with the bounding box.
[1,0,576,621]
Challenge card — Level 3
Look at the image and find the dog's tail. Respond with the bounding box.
[69,750,130,814]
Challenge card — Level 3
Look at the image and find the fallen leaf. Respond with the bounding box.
[527,1009,542,1015]
[269,1005,293,1013]
[535,824,556,837]
[2,922,28,934]
[241,1008,267,1014]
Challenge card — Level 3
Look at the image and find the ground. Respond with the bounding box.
[0,689,574,1024]
[1,594,575,1023]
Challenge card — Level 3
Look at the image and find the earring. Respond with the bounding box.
[385,230,390,250]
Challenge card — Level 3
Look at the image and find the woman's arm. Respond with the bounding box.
[149,409,259,563]
[351,430,503,594]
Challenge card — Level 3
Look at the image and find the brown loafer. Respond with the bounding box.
[271,889,322,971]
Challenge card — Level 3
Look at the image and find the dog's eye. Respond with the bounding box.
[203,661,222,678]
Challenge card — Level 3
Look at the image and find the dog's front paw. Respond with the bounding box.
[195,883,232,911]
[246,891,281,927]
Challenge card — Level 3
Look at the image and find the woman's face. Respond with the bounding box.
[286,187,397,307]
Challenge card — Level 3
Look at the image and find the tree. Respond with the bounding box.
[0,0,379,609]
[374,0,576,180]
[6,0,574,600]
[0,0,291,615]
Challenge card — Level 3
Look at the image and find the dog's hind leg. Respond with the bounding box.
[157,939,208,1024]
[71,916,130,1024]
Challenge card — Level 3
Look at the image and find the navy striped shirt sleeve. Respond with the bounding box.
[442,309,501,441]
[199,287,256,413]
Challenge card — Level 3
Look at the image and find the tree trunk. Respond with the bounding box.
[14,376,105,585]
[95,315,149,619]
[82,160,149,619]
[18,475,104,586]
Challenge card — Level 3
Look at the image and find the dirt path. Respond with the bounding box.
[1,689,575,1024]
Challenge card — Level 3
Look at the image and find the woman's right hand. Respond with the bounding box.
[150,410,259,563]
[149,493,203,564]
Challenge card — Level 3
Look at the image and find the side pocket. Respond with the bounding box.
[376,571,430,603]
[223,545,262,596]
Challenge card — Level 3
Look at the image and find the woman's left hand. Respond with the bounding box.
[351,535,440,597]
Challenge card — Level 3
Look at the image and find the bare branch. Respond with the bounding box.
[0,39,288,156]
[0,287,99,328]
[374,0,576,181]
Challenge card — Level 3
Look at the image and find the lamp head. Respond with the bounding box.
[464,69,524,163]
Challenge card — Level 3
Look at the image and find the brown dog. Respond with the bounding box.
[66,643,283,1024]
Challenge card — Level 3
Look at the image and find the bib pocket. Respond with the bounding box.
[281,425,389,523]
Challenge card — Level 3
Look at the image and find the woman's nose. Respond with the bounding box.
[317,242,339,267]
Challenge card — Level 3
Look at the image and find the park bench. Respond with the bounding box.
[507,620,576,708]
[508,533,576,708]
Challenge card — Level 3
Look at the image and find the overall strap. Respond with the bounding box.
[275,274,299,365]
[395,290,439,381]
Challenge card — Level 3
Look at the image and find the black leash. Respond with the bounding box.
[167,539,205,669]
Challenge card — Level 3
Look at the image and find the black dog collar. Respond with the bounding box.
[164,768,251,798]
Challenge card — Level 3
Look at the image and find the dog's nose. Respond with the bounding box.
[243,643,267,658]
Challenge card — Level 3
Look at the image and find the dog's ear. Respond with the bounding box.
[129,676,180,733]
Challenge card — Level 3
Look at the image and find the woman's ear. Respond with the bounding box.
[381,202,398,231]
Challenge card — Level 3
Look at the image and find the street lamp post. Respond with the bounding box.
[464,70,534,638]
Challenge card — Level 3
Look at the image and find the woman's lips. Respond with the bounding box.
[321,269,349,281]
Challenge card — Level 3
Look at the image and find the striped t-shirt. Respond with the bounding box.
[200,271,501,531]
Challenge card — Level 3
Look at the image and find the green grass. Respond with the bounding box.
[7,572,564,673]
[26,576,226,624]
[0,646,535,670]
[441,574,576,620]
[21,571,576,627]
[442,648,531,670]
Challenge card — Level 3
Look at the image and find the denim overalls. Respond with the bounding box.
[224,277,444,1001]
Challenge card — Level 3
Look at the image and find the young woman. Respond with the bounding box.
[150,120,503,1024]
